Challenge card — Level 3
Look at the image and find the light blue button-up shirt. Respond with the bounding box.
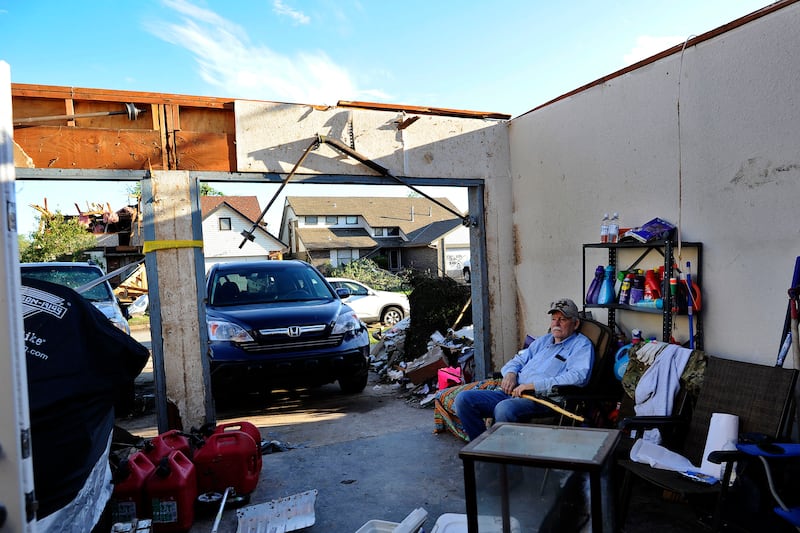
[500,332,594,395]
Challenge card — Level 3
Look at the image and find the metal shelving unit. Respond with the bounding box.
[582,239,703,349]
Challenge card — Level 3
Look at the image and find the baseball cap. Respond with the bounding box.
[548,298,579,319]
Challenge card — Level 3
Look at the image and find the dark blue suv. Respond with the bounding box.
[205,260,369,396]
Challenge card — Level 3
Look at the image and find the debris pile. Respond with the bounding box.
[370,319,474,407]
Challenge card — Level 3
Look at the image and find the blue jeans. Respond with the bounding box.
[454,388,552,441]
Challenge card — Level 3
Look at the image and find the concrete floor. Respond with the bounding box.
[116,328,721,532]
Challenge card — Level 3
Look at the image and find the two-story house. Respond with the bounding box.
[201,195,286,271]
[278,196,469,276]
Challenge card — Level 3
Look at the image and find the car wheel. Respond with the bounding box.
[381,306,404,327]
[463,267,471,283]
[338,372,368,394]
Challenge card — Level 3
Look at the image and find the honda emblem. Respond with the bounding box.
[287,326,302,337]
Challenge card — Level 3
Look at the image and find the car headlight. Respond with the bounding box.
[207,320,254,342]
[332,310,362,335]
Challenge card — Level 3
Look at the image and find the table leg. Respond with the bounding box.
[590,471,602,532]
[464,459,478,533]
[500,465,511,533]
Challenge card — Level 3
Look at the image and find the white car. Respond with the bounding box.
[462,259,471,283]
[20,262,131,335]
[326,277,410,326]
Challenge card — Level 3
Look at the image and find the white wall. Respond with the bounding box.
[508,3,800,365]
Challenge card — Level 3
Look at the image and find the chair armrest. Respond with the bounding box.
[736,442,800,457]
[706,449,744,464]
[618,415,687,432]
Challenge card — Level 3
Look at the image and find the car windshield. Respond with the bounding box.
[209,265,334,306]
[20,265,113,302]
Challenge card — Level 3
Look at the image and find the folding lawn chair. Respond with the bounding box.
[616,355,798,531]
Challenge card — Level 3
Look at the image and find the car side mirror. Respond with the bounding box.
[336,287,351,299]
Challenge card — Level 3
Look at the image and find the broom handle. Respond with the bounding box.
[521,393,585,422]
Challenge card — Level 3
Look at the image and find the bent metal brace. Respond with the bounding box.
[238,134,473,249]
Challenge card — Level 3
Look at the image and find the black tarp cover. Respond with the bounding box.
[21,278,149,525]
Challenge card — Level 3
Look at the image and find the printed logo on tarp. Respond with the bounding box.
[20,285,68,319]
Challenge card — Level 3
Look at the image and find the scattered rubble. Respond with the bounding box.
[369,319,475,406]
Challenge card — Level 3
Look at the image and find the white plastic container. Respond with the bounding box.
[430,513,521,533]
[355,508,427,533]
[355,519,404,533]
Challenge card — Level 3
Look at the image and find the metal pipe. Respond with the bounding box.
[318,135,470,225]
[211,487,232,533]
[13,103,144,125]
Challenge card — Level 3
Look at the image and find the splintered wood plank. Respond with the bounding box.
[13,127,164,169]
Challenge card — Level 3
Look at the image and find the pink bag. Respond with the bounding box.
[437,367,463,390]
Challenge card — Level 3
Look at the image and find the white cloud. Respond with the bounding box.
[273,0,310,25]
[150,0,388,105]
[623,35,686,66]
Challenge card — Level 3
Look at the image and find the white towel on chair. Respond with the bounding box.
[634,344,693,442]
[629,438,694,472]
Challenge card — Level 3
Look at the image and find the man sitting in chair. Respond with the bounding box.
[453,298,594,441]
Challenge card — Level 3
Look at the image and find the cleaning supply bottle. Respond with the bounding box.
[629,271,645,305]
[597,265,616,305]
[586,265,604,304]
[644,268,661,301]
[618,273,633,305]
[608,212,620,243]
[600,213,610,243]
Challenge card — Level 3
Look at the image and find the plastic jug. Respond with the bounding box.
[213,421,263,474]
[111,451,156,523]
[194,430,260,495]
[144,429,193,464]
[597,265,616,305]
[614,344,632,381]
[146,450,197,533]
[586,265,604,304]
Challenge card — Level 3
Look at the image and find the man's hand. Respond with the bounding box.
[501,372,518,395]
[511,383,535,398]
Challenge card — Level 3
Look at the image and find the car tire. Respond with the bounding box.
[338,372,368,394]
[463,267,471,284]
[381,306,404,327]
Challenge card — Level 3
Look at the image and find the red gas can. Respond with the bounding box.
[146,450,197,533]
[111,451,156,523]
[194,430,260,495]
[213,421,262,472]
[144,429,193,464]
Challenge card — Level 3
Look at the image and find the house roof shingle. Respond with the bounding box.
[201,196,262,223]
[286,196,463,236]
[295,227,378,249]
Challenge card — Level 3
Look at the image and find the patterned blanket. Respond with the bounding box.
[433,378,502,441]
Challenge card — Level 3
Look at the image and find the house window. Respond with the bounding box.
[387,227,400,236]
[345,216,358,225]
[325,215,338,225]
[218,217,232,231]
[338,249,354,265]
[374,228,385,237]
[305,216,318,225]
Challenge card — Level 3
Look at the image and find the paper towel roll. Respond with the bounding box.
[699,413,739,478]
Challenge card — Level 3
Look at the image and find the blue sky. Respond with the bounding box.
[2,0,771,235]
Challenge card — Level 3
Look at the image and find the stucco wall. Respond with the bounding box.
[507,3,800,366]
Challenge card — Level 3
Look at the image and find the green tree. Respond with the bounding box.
[20,213,96,262]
